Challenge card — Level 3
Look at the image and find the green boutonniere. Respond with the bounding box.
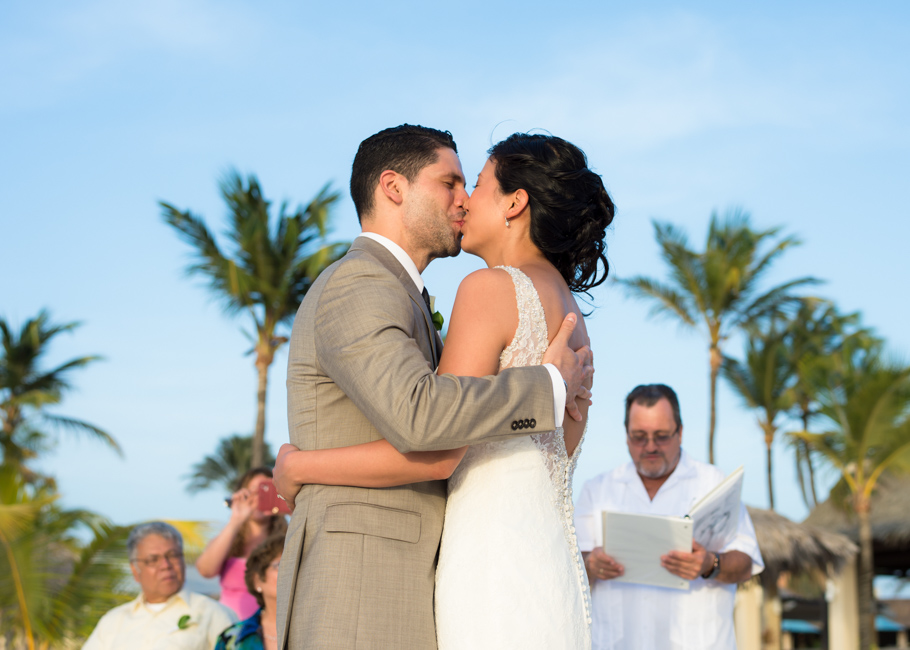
[177,614,193,630]
[432,311,445,332]
[429,295,444,332]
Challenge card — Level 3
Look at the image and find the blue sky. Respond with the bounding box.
[2,1,908,539]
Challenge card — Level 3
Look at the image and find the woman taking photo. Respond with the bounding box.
[197,467,287,618]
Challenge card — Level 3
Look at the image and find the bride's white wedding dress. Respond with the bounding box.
[435,266,592,649]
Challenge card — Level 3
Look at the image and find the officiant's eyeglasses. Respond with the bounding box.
[627,430,679,446]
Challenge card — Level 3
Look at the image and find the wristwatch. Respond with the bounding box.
[701,552,721,580]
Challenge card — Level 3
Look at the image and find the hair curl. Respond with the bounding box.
[488,133,614,293]
[244,534,286,609]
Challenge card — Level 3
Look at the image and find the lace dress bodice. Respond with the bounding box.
[436,266,592,649]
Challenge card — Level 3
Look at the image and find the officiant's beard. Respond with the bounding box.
[635,448,681,480]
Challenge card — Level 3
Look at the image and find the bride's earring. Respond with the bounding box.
[505,217,511,228]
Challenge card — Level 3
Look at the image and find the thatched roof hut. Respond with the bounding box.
[803,473,910,574]
[747,506,857,582]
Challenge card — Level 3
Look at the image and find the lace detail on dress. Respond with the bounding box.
[496,266,592,627]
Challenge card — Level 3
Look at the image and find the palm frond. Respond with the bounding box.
[42,414,122,456]
[616,276,698,327]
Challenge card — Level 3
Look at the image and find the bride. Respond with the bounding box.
[276,133,614,648]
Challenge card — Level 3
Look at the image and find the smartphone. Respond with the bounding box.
[256,479,292,516]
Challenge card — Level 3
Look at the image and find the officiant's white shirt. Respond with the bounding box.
[574,450,764,650]
[359,232,565,426]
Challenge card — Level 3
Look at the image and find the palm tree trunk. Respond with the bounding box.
[801,411,818,507]
[0,528,35,650]
[856,495,876,650]
[764,435,775,511]
[708,344,722,464]
[252,358,269,469]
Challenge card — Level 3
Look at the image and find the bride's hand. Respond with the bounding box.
[274,443,305,512]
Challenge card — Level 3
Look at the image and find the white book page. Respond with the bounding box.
[601,510,693,591]
[687,466,744,552]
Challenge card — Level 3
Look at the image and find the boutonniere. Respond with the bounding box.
[429,295,444,332]
[177,614,196,631]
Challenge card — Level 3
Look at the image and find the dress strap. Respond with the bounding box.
[494,266,549,370]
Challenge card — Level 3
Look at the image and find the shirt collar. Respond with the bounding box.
[134,588,190,612]
[359,232,424,292]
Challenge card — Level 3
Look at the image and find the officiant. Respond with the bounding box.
[574,383,764,650]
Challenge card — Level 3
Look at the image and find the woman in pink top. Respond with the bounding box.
[197,467,288,618]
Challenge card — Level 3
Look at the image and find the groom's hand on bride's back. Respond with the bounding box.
[541,313,594,422]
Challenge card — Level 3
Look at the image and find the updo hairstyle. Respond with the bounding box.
[488,133,614,293]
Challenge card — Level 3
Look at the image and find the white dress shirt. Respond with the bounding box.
[358,233,566,426]
[574,450,764,650]
[82,588,236,650]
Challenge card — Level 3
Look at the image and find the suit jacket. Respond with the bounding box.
[277,236,557,649]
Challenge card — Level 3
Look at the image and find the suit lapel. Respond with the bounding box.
[350,237,440,367]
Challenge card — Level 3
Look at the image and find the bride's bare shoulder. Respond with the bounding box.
[450,268,518,333]
[454,267,515,303]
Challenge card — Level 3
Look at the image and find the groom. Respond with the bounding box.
[275,125,593,650]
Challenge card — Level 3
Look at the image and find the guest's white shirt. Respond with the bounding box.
[82,588,236,650]
[358,233,566,426]
[574,450,764,650]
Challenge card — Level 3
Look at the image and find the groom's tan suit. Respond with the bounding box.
[277,236,557,649]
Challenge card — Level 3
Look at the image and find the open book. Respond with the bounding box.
[600,466,744,590]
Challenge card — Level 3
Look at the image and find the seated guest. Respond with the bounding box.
[196,467,288,618]
[83,521,236,650]
[575,384,764,650]
[215,534,285,650]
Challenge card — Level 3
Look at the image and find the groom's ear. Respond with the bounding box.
[506,189,528,218]
[378,169,406,207]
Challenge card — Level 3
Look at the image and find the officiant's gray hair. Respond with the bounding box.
[624,384,682,432]
[127,521,183,560]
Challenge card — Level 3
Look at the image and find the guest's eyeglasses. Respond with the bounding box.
[131,550,184,568]
[627,430,679,447]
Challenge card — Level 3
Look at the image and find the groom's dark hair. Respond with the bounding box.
[351,124,458,223]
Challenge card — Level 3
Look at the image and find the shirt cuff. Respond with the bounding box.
[543,363,565,428]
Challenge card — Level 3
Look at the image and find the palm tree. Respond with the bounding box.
[0,312,120,484]
[185,433,276,494]
[618,209,818,463]
[161,171,348,467]
[793,342,910,650]
[0,466,132,649]
[784,300,867,508]
[722,319,794,510]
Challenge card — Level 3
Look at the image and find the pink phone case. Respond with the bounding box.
[256,480,292,516]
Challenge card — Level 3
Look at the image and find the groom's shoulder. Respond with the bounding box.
[325,246,401,289]
[308,246,409,315]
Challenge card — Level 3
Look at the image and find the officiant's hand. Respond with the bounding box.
[584,547,624,582]
[541,313,594,422]
[274,443,304,513]
[661,540,711,581]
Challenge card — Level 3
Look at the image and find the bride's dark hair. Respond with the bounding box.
[488,133,614,293]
